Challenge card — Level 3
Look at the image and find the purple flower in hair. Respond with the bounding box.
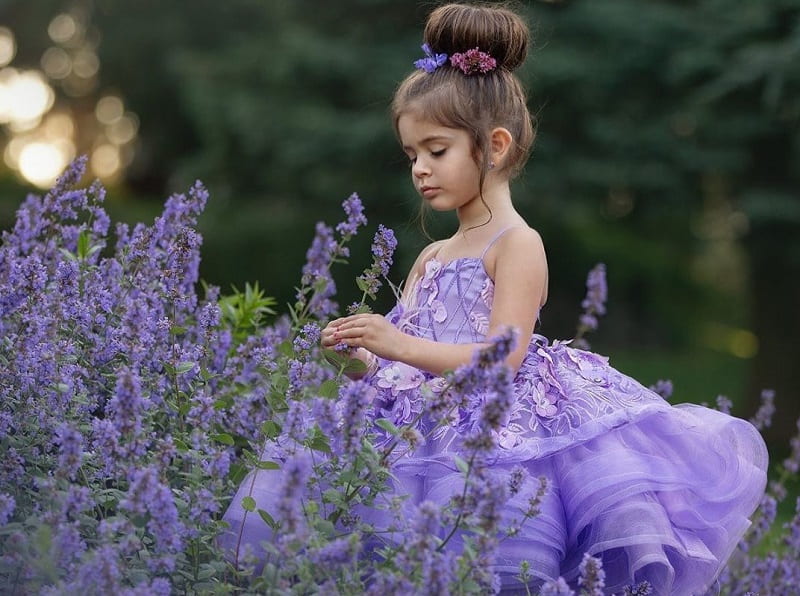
[414,43,448,73]
[450,48,497,75]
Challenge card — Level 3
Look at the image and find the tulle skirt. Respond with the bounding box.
[221,344,768,595]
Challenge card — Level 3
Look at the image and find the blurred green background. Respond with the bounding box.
[1,0,798,446]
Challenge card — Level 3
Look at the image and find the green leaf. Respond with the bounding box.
[175,361,195,374]
[454,455,469,475]
[262,420,281,439]
[214,396,233,410]
[322,488,344,506]
[241,496,256,512]
[58,248,78,262]
[212,433,235,446]
[77,229,91,259]
[351,303,373,315]
[375,418,399,436]
[306,432,331,454]
[258,508,277,529]
[319,379,339,399]
[356,276,369,293]
[254,460,280,470]
[314,518,336,537]
[343,358,368,374]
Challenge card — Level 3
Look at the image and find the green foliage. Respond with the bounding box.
[218,281,277,340]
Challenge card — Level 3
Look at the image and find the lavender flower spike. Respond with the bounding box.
[357,224,398,298]
[414,43,448,73]
[578,552,606,596]
[581,263,608,323]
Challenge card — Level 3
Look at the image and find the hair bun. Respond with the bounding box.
[423,3,529,72]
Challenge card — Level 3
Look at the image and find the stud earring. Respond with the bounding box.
[489,161,496,170]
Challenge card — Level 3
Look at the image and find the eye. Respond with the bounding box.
[431,149,446,158]
[407,156,417,168]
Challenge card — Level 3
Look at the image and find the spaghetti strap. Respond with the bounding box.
[479,226,523,259]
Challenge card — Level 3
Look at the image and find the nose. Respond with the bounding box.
[412,156,430,179]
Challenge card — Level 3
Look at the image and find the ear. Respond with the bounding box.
[489,127,513,168]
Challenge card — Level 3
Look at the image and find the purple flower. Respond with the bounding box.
[276,452,312,538]
[292,322,321,353]
[281,400,310,446]
[784,497,800,553]
[716,394,733,414]
[310,536,360,567]
[412,500,441,537]
[508,465,528,496]
[578,553,606,596]
[120,466,184,557]
[782,418,800,475]
[450,47,497,75]
[540,577,575,596]
[336,193,367,238]
[574,263,607,347]
[119,578,172,596]
[414,43,448,73]
[53,521,87,569]
[623,582,653,595]
[0,493,15,525]
[54,422,84,480]
[357,224,397,299]
[70,544,122,595]
[582,263,608,315]
[750,389,776,431]
[340,380,375,455]
[298,222,339,318]
[648,379,674,400]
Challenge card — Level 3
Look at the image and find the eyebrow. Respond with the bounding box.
[402,134,453,151]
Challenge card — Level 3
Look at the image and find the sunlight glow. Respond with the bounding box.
[18,141,71,188]
[0,69,55,124]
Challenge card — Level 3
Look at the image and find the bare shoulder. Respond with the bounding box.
[486,225,548,301]
[493,226,546,265]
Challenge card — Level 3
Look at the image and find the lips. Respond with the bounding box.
[420,186,440,199]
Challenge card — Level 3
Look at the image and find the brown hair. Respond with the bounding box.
[392,2,535,183]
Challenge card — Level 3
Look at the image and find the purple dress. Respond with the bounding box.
[222,233,768,595]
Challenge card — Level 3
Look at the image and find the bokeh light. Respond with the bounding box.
[73,49,99,78]
[0,27,16,67]
[41,47,72,79]
[0,69,55,124]
[1,13,139,187]
[18,141,72,188]
[95,95,123,124]
[48,14,78,44]
[91,143,120,178]
[107,113,138,145]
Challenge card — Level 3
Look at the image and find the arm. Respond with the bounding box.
[325,228,547,376]
[320,240,445,378]
[484,227,548,371]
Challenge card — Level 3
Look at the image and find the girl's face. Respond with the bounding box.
[397,112,482,213]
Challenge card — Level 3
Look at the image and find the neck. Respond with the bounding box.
[456,179,516,231]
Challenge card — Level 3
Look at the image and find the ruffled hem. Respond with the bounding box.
[389,403,767,595]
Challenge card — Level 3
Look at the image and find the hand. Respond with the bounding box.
[322,313,404,361]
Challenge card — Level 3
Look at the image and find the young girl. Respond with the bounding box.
[320,3,767,594]
[224,3,767,593]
